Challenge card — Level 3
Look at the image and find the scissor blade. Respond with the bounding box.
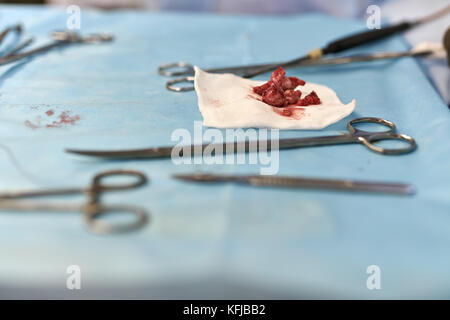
[66,136,350,160]
[298,50,433,67]
[66,147,175,159]
[173,173,247,183]
[173,173,415,195]
[242,55,310,78]
[66,141,272,159]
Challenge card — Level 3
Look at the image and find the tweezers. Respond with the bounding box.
[173,173,415,195]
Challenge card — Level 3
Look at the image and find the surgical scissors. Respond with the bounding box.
[66,117,417,159]
[161,47,435,92]
[0,169,149,234]
[0,30,113,67]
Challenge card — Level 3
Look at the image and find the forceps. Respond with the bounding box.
[0,30,113,67]
[0,170,149,234]
[66,117,417,159]
[174,173,414,195]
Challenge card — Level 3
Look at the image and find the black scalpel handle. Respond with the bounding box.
[244,21,416,77]
[321,21,414,55]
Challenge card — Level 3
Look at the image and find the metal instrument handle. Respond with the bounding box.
[84,170,149,234]
[359,133,417,155]
[347,117,396,135]
[83,204,149,234]
[322,22,413,55]
[166,76,195,92]
[158,62,195,77]
[51,31,114,43]
[90,169,148,192]
[347,117,416,155]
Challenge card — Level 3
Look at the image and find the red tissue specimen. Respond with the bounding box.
[297,91,321,106]
[252,67,321,108]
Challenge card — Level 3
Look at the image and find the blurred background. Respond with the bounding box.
[1,0,445,102]
[0,0,385,16]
